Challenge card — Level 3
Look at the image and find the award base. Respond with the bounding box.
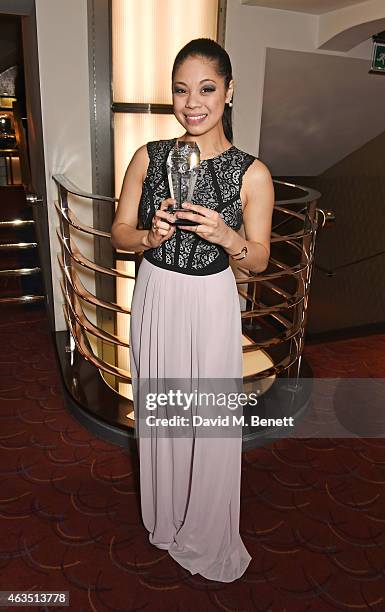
[167,207,199,227]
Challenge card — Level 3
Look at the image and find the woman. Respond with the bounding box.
[111,38,274,582]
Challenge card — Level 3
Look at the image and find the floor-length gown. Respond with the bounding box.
[129,137,256,582]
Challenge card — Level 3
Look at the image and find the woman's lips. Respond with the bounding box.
[185,114,207,125]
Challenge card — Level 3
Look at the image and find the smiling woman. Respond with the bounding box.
[173,78,216,126]
[110,37,274,583]
[171,53,234,155]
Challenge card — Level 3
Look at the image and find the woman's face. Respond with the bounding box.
[172,55,233,136]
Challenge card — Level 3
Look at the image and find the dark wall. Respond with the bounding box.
[0,14,22,72]
[276,130,385,337]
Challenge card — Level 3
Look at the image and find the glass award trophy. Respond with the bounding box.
[166,140,200,226]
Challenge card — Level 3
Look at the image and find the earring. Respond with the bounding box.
[228,99,233,107]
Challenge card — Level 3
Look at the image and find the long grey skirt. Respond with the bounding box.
[129,256,251,582]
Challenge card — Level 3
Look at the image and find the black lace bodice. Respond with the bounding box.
[139,137,257,276]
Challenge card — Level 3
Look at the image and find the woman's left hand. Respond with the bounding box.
[175,202,230,246]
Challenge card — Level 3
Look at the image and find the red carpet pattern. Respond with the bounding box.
[1,304,385,611]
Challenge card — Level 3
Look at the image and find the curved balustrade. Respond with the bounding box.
[53,173,327,446]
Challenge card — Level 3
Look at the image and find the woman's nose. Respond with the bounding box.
[185,93,201,108]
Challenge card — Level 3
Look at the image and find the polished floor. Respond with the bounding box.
[1,303,385,611]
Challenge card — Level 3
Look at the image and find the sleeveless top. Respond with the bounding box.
[139,137,257,276]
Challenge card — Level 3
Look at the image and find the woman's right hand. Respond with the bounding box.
[145,198,177,248]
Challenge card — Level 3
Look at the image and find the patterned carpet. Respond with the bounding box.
[1,303,385,611]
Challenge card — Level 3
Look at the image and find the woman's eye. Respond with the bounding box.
[173,87,215,94]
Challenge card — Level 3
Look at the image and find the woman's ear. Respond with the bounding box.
[226,79,234,104]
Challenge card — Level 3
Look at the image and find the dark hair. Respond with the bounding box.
[171,38,233,143]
